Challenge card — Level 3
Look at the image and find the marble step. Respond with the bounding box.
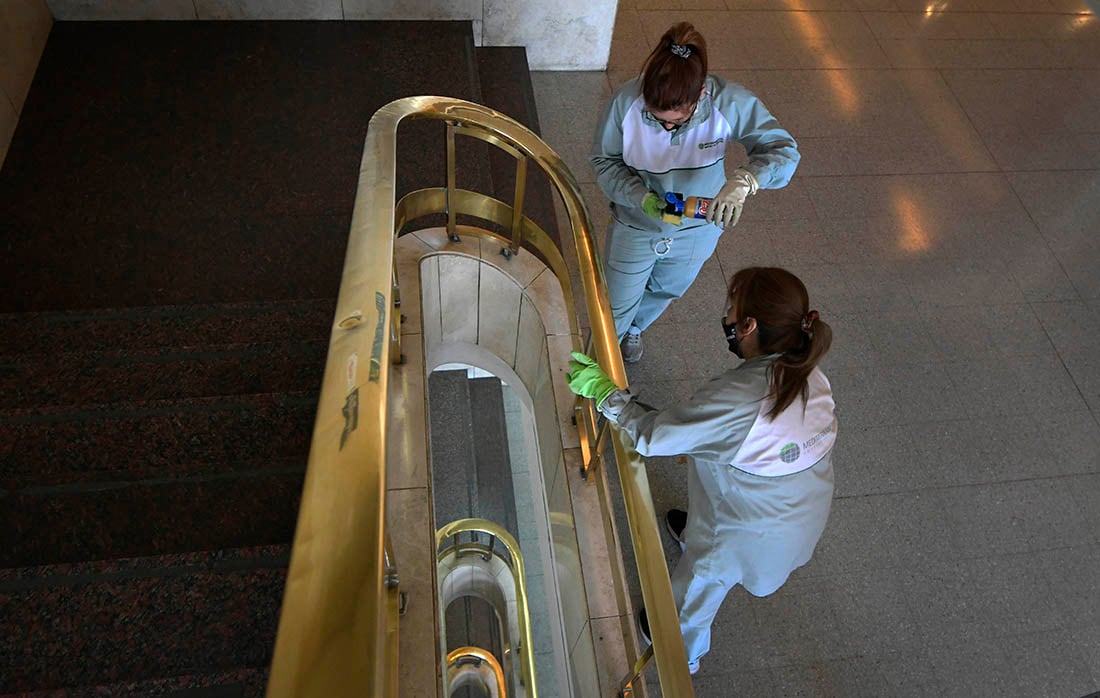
[2,469,303,568]
[11,669,269,698]
[0,545,288,694]
[0,20,490,313]
[0,299,335,357]
[0,339,328,411]
[1,391,316,491]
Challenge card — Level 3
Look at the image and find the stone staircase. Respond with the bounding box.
[0,19,555,696]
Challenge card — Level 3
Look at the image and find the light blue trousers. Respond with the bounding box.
[603,218,723,339]
[672,456,834,671]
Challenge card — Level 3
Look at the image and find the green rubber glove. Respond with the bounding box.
[641,191,663,219]
[566,351,618,407]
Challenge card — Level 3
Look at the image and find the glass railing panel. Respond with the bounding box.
[501,382,570,698]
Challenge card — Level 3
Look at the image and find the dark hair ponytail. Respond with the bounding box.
[641,22,708,111]
[728,267,832,421]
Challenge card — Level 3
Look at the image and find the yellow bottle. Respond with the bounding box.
[682,195,710,220]
[661,192,710,225]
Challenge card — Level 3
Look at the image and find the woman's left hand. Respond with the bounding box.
[707,168,759,228]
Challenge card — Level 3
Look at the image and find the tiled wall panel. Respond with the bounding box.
[194,0,342,20]
[483,0,616,70]
[43,0,618,69]
[47,0,195,20]
[478,265,522,367]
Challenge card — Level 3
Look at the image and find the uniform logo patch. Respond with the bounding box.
[698,138,725,150]
[780,442,801,464]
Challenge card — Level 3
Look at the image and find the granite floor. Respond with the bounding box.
[530,1,1100,696]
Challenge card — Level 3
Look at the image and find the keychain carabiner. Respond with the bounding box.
[653,237,674,257]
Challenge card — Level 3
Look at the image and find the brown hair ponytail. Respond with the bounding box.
[641,22,708,111]
[728,267,833,421]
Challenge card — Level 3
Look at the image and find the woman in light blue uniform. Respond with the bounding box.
[566,267,837,675]
[590,22,800,363]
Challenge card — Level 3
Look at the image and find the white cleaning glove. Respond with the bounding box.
[707,168,759,229]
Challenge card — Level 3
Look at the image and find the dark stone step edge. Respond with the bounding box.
[427,370,479,526]
[12,667,269,698]
[0,341,327,411]
[0,337,329,368]
[1,547,288,693]
[0,298,336,357]
[0,389,318,425]
[0,543,291,590]
[2,470,304,568]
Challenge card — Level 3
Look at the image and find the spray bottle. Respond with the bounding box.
[661,191,710,225]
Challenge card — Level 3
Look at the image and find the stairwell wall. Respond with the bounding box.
[43,0,617,69]
[404,227,615,696]
[0,0,52,169]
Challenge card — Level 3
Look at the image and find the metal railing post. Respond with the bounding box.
[506,156,528,258]
[445,121,459,241]
[390,258,402,364]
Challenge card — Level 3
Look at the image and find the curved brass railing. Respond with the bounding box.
[265,96,693,698]
[437,518,534,698]
[447,646,508,698]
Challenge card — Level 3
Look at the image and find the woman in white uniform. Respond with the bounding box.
[590,22,800,363]
[566,266,837,675]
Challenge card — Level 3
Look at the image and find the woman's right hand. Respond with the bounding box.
[642,191,663,219]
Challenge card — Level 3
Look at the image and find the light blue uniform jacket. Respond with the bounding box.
[590,74,800,233]
[602,354,837,667]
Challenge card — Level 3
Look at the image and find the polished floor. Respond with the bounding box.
[532,1,1100,695]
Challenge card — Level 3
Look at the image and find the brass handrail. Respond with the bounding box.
[447,646,508,698]
[265,96,693,697]
[437,518,535,698]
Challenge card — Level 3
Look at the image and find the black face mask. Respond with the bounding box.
[721,317,743,358]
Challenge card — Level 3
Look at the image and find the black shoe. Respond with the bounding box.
[665,509,687,546]
[638,607,651,645]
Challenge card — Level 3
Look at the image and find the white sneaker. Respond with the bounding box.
[640,607,699,675]
[621,330,643,363]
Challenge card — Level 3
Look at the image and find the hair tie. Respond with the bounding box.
[670,43,692,59]
[801,310,819,337]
